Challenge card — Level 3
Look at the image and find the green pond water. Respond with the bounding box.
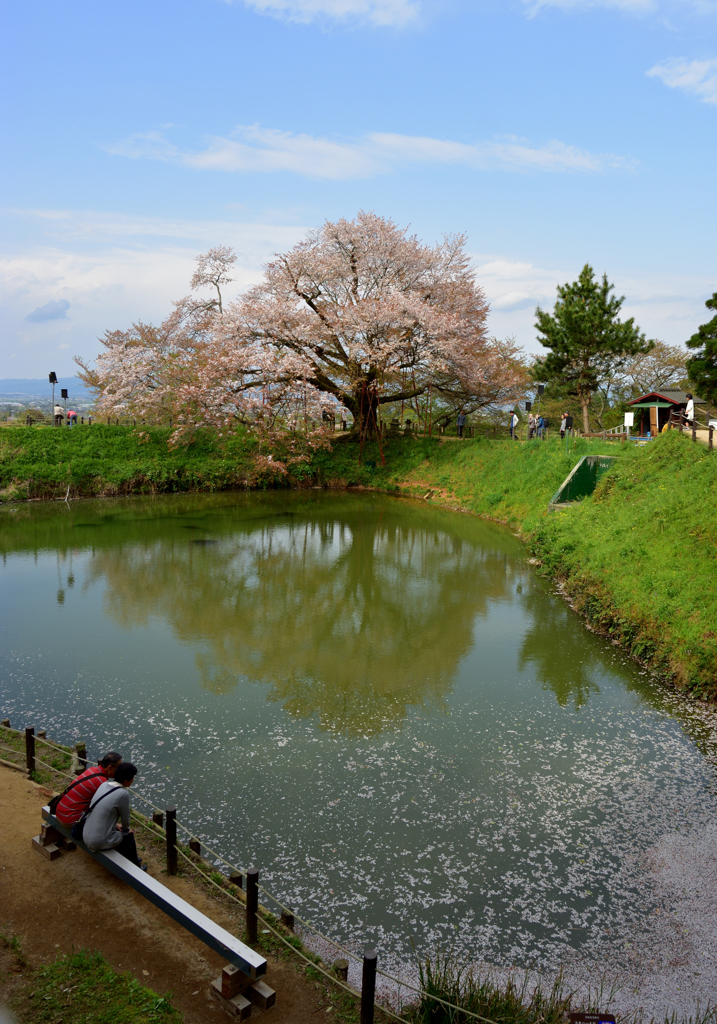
[1,492,715,988]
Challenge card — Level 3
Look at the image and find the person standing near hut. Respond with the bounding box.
[560,412,568,439]
[685,393,695,427]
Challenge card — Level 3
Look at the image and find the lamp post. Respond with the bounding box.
[49,372,58,425]
[61,388,68,426]
[525,400,532,441]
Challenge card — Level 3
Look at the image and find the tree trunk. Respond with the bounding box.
[353,384,380,438]
[580,396,591,434]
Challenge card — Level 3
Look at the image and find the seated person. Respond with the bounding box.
[55,751,122,826]
[83,762,145,869]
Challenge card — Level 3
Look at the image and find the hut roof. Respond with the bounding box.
[628,389,706,407]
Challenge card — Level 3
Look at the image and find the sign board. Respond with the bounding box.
[624,412,634,427]
[570,1015,616,1024]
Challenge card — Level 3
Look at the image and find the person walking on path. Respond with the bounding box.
[83,762,145,868]
[456,410,467,438]
[55,751,123,826]
[510,411,519,440]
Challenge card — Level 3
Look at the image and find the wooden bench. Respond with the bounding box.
[38,805,274,1017]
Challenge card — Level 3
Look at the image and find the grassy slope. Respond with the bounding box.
[0,424,258,499]
[531,430,717,693]
[1,425,714,693]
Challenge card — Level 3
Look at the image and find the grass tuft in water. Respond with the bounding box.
[411,949,575,1024]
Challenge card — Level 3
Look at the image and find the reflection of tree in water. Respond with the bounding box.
[517,585,600,708]
[87,509,517,734]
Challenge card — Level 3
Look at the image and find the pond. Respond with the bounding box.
[2,492,717,1011]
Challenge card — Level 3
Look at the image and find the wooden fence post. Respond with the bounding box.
[76,741,87,773]
[710,425,714,451]
[692,422,697,442]
[25,727,35,774]
[152,811,164,829]
[246,867,259,944]
[361,950,377,1024]
[166,807,177,875]
[189,839,201,856]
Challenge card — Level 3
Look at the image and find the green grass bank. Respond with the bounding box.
[1,424,715,695]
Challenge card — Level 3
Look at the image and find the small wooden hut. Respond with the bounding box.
[627,389,706,437]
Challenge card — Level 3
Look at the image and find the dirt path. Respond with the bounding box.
[0,765,331,1022]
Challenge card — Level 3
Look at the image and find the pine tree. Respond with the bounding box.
[686,293,717,404]
[534,264,651,434]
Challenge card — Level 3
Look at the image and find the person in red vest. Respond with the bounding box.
[55,751,123,826]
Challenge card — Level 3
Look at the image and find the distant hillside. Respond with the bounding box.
[0,377,91,397]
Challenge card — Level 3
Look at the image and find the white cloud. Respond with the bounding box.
[237,0,419,25]
[0,209,307,377]
[473,255,713,354]
[107,125,633,179]
[647,57,717,104]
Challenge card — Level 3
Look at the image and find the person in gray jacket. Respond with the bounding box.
[82,762,145,868]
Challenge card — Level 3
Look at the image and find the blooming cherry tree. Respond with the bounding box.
[77,213,526,442]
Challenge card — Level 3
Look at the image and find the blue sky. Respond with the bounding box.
[1,0,716,378]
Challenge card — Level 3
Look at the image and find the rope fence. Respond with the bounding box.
[5,717,500,1024]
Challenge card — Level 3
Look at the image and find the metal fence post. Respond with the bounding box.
[166,806,177,874]
[246,867,259,944]
[361,949,377,1024]
[25,727,35,775]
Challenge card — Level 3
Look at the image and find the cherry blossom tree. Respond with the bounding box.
[77,213,526,443]
[223,212,522,435]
